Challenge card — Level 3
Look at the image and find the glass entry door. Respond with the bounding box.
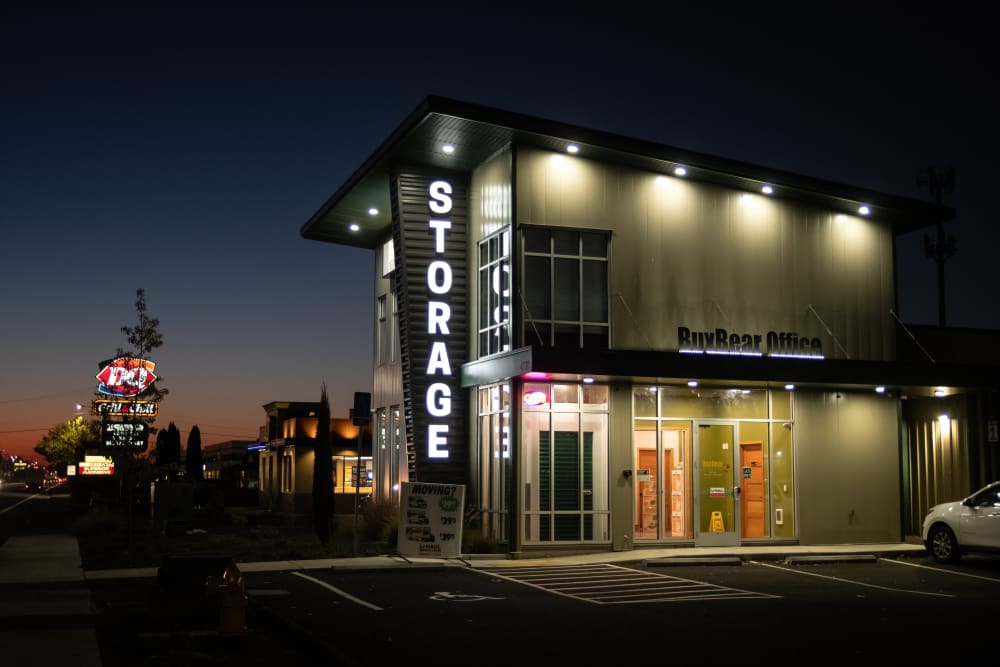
[694,422,739,547]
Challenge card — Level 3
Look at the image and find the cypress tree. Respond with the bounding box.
[312,384,333,544]
[186,425,203,481]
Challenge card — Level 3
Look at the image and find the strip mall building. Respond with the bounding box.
[301,96,998,556]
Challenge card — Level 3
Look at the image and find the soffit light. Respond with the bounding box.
[368,207,379,216]
[674,166,687,176]
[349,223,360,232]
[858,205,870,215]
[566,144,580,154]
[934,388,946,397]
[784,384,795,391]
[442,144,455,154]
[761,185,774,195]
[687,380,698,388]
[875,386,886,394]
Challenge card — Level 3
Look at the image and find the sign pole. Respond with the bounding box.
[353,429,361,557]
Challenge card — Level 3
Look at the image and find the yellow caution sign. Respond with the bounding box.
[709,511,724,532]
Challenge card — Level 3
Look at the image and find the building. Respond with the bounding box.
[201,440,262,505]
[257,401,373,515]
[300,96,999,556]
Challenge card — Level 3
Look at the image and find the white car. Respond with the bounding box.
[922,481,1000,563]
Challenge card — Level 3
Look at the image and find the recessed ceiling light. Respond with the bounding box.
[566,144,580,154]
[582,377,594,384]
[858,205,870,215]
[368,207,378,216]
[687,380,698,388]
[875,386,886,394]
[935,388,945,397]
[674,166,687,176]
[785,384,795,391]
[442,144,455,154]
[349,223,360,232]
[761,185,774,195]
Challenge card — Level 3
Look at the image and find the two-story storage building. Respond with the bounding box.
[301,96,997,556]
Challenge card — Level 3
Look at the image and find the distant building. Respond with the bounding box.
[201,440,261,506]
[257,401,373,515]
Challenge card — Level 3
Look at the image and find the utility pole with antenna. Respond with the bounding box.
[917,166,957,326]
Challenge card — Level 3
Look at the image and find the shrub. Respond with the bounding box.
[360,497,398,543]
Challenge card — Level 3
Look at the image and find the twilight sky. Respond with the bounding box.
[1,5,993,463]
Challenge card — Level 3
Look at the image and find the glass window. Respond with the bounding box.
[522,383,610,544]
[521,227,609,349]
[477,229,511,357]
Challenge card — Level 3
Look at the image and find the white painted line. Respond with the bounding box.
[290,571,383,611]
[880,557,1000,583]
[0,495,38,514]
[753,560,956,597]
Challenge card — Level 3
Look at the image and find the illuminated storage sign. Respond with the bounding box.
[426,180,455,460]
[96,357,158,396]
[395,170,468,484]
[92,399,158,417]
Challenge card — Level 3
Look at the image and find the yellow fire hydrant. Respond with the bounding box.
[206,562,248,636]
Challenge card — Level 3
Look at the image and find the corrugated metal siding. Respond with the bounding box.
[392,169,469,485]
[515,146,896,361]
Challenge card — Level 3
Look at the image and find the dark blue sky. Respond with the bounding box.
[1,4,992,461]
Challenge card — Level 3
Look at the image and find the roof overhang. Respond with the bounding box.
[461,346,996,399]
[301,95,954,249]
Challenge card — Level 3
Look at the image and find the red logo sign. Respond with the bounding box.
[96,357,157,397]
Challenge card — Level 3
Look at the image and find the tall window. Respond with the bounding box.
[521,228,609,348]
[376,295,389,365]
[477,383,510,544]
[522,382,609,543]
[478,229,511,357]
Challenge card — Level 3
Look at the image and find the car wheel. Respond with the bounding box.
[928,524,961,563]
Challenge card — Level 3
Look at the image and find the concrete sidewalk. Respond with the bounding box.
[0,533,928,667]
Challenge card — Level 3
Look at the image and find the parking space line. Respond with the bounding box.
[290,571,383,610]
[752,560,956,597]
[880,557,1000,583]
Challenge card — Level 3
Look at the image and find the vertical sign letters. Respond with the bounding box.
[426,180,454,460]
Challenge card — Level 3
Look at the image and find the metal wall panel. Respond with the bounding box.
[515,147,897,362]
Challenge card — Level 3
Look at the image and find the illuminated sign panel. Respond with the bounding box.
[78,455,114,476]
[677,326,823,359]
[426,180,454,460]
[102,420,149,451]
[96,357,158,396]
[394,170,468,485]
[92,399,158,417]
